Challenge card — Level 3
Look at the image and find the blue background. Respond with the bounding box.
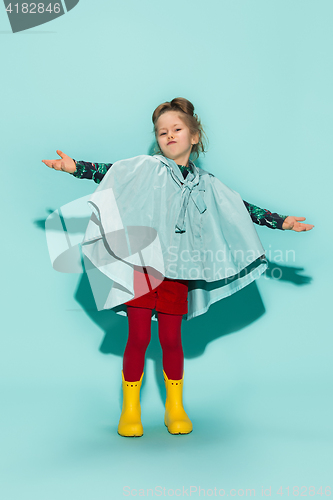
[1,0,331,498]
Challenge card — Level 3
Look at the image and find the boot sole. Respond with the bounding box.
[117,431,144,438]
[164,422,193,435]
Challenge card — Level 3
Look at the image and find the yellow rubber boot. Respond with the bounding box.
[117,371,144,437]
[163,370,193,435]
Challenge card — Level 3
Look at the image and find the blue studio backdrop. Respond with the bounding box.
[1,0,332,498]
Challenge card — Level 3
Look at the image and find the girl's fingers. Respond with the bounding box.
[42,159,61,170]
[295,224,314,231]
[42,160,53,168]
[56,150,67,159]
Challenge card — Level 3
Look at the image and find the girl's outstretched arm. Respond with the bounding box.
[243,200,314,232]
[243,200,288,230]
[42,150,113,184]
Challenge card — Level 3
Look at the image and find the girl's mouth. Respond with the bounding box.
[167,141,176,145]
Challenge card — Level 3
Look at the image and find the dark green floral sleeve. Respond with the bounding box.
[71,160,113,184]
[70,160,289,230]
[243,200,288,230]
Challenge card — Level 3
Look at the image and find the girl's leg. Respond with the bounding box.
[158,311,192,435]
[157,311,184,380]
[118,305,151,437]
[123,305,152,382]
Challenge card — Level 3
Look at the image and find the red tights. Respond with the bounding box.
[123,306,184,382]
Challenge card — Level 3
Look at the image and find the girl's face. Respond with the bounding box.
[155,111,198,165]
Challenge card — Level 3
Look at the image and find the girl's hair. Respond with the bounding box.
[152,97,208,160]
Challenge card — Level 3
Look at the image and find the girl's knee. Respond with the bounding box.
[159,331,182,351]
[134,332,151,351]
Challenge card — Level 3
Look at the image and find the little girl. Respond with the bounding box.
[43,97,314,438]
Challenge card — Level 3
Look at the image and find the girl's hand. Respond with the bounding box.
[282,216,314,232]
[42,150,76,173]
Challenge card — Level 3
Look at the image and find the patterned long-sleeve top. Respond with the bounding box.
[70,159,288,230]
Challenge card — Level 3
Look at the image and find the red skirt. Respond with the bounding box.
[124,267,189,315]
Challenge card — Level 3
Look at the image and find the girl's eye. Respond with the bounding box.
[159,129,180,135]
